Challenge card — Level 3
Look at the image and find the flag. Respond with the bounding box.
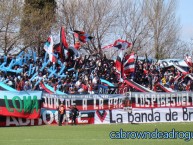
[73,30,93,43]
[54,27,69,61]
[60,26,69,61]
[185,54,192,68]
[44,35,56,63]
[173,63,188,75]
[74,41,81,50]
[124,79,154,92]
[0,91,42,119]
[61,26,69,49]
[115,55,123,73]
[102,44,114,50]
[113,39,132,50]
[102,39,132,50]
[115,52,135,80]
[53,43,62,60]
[123,52,135,74]
[40,82,53,94]
[114,51,125,80]
[154,83,175,92]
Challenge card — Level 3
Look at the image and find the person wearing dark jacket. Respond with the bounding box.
[71,105,79,125]
[58,103,65,126]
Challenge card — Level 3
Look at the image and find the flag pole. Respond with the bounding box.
[133,54,138,81]
[120,49,124,81]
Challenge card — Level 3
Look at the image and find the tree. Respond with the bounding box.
[58,0,118,56]
[117,0,151,55]
[20,0,57,56]
[0,0,23,55]
[144,0,180,59]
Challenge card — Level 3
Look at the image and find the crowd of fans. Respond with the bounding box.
[0,52,193,94]
[0,53,119,94]
[134,59,193,91]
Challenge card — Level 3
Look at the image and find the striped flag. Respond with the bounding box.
[123,52,135,74]
[115,55,123,73]
[114,51,124,81]
[124,79,154,92]
[115,52,135,81]
[0,91,42,119]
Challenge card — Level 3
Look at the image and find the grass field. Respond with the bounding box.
[0,123,193,145]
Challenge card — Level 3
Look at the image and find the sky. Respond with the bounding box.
[177,0,193,41]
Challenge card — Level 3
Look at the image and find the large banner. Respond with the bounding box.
[0,91,42,119]
[2,91,193,126]
[95,107,193,124]
[42,93,124,110]
[42,92,193,111]
[131,92,193,108]
[158,59,188,68]
[1,107,193,126]
[0,109,94,126]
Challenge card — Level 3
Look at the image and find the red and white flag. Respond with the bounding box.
[123,52,135,74]
[44,35,56,63]
[102,39,132,50]
[113,39,132,50]
[185,55,192,68]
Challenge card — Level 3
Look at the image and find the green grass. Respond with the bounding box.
[0,123,193,145]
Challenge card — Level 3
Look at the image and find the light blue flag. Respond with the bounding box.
[59,73,67,78]
[31,66,36,75]
[15,68,23,74]
[24,53,27,63]
[33,51,37,62]
[35,78,42,86]
[4,56,7,63]
[53,64,56,70]
[0,62,6,68]
[58,60,62,66]
[8,59,15,69]
[75,71,79,80]
[68,68,74,71]
[17,51,24,59]
[3,78,9,83]
[59,65,65,75]
[28,64,32,76]
[27,51,31,61]
[40,59,50,72]
[30,72,38,81]
[48,70,57,78]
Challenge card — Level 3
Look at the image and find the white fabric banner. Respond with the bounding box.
[94,107,193,124]
[158,59,188,68]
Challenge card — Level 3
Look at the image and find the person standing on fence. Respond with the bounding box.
[58,102,65,126]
